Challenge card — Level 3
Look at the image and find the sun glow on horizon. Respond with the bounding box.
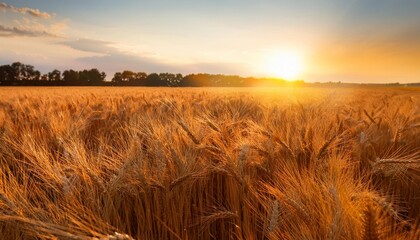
[264,51,304,80]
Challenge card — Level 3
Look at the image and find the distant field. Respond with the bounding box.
[0,87,419,239]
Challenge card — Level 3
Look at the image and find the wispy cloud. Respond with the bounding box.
[0,4,65,39]
[0,24,57,37]
[1,2,52,19]
[60,38,114,54]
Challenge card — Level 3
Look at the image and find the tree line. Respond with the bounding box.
[0,62,301,87]
[0,62,106,86]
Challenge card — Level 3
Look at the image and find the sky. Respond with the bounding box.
[0,0,419,83]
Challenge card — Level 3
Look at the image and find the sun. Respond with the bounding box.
[265,51,304,80]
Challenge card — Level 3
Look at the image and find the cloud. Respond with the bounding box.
[0,24,56,37]
[59,38,114,54]
[1,2,52,19]
[1,3,6,12]
[0,13,66,38]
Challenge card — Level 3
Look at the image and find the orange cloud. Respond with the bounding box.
[0,24,57,37]
[1,2,52,19]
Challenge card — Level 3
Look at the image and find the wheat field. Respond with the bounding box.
[0,87,419,240]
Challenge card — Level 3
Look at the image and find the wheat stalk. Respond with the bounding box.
[363,205,379,240]
[237,144,248,177]
[177,120,200,144]
[267,200,280,233]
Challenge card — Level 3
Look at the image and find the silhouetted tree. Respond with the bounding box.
[112,72,123,83]
[122,70,135,82]
[181,74,206,87]
[22,64,37,81]
[48,69,62,81]
[31,70,41,81]
[173,73,183,86]
[112,71,147,85]
[11,62,25,81]
[0,64,14,83]
[132,72,147,84]
[87,69,106,84]
[41,74,49,81]
[62,70,79,82]
[146,73,165,86]
[79,70,89,83]
[1,62,110,86]
[159,73,183,86]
